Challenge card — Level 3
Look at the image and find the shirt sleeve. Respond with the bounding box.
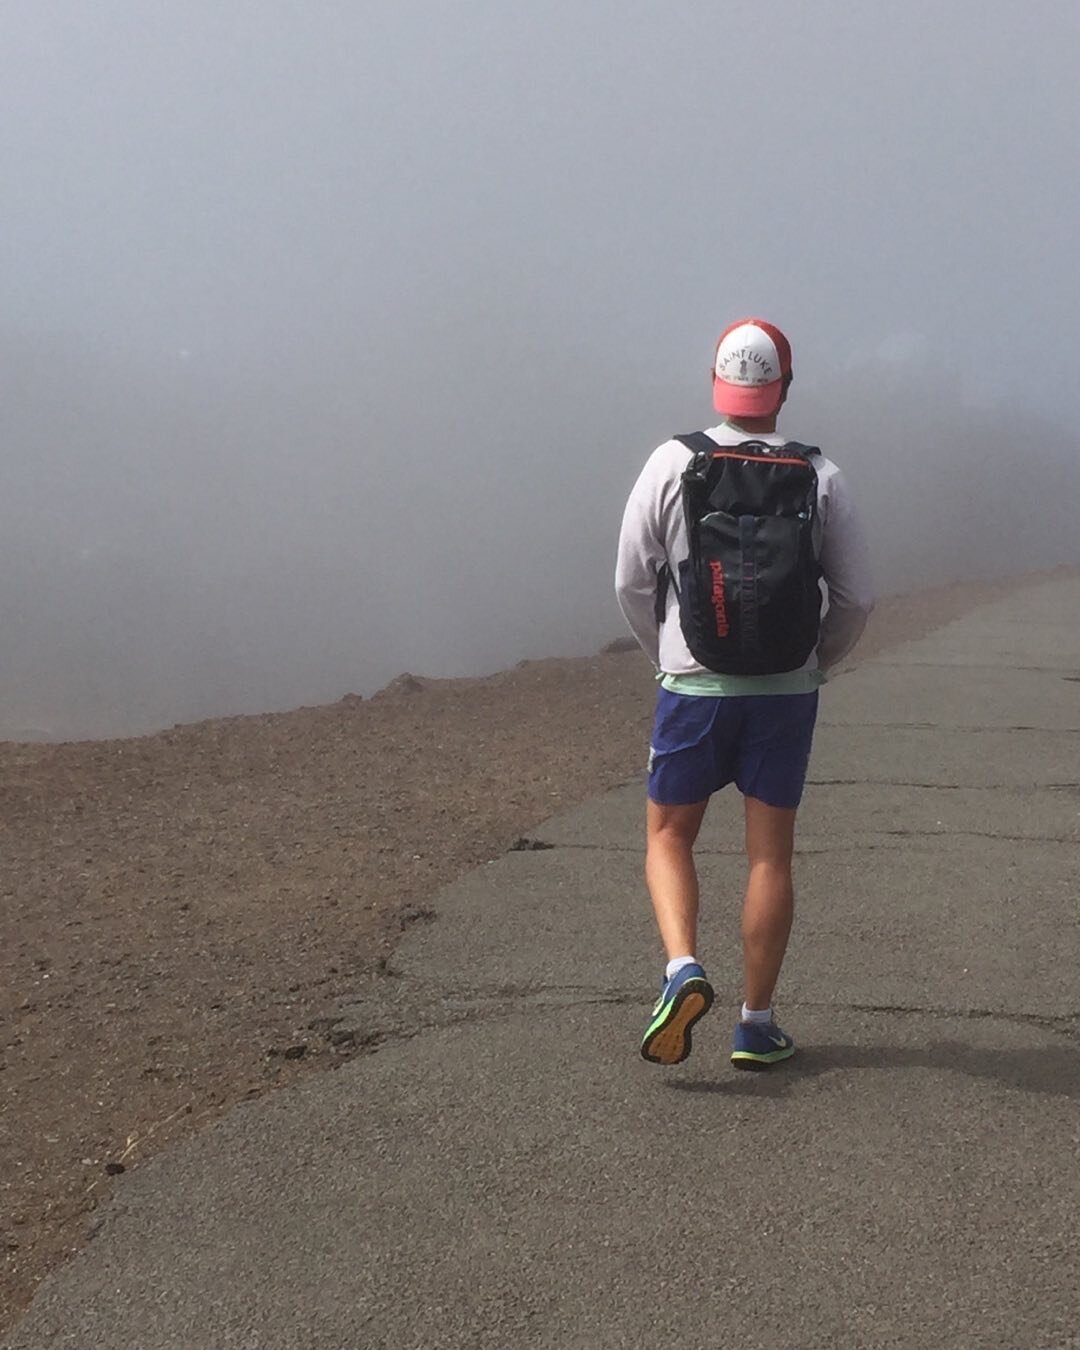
[817,466,875,672]
[614,448,669,668]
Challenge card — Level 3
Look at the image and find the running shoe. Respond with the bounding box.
[640,963,714,1065]
[730,1018,795,1069]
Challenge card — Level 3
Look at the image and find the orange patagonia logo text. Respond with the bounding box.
[709,560,730,637]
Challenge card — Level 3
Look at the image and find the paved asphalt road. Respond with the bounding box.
[7,578,1080,1349]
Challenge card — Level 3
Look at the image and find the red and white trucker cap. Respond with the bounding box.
[712,318,792,418]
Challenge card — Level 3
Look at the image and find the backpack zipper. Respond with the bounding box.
[707,450,811,468]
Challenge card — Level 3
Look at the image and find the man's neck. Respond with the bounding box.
[722,415,779,435]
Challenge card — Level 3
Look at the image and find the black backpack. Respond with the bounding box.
[656,433,822,676]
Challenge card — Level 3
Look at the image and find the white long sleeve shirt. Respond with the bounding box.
[615,422,874,690]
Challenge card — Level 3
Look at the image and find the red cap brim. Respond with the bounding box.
[713,376,783,419]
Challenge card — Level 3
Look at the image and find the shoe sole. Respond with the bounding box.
[730,1044,796,1071]
[640,979,714,1066]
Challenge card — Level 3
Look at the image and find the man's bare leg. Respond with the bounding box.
[645,798,709,959]
[741,795,798,1011]
[641,797,714,1065]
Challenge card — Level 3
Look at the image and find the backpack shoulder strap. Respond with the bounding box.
[780,441,821,458]
[653,432,718,623]
[673,431,721,458]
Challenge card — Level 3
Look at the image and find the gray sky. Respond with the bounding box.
[2,1,1079,737]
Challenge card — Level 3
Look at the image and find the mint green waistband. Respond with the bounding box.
[660,669,825,697]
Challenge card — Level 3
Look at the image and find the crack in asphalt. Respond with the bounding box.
[877,828,1073,844]
[818,722,1080,733]
[806,779,1056,790]
[861,661,1080,674]
[333,981,1080,1051]
[790,999,1080,1038]
[514,826,1075,857]
[521,842,914,857]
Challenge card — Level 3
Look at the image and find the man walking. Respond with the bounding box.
[615,319,873,1068]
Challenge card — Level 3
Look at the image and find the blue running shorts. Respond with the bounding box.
[647,688,819,809]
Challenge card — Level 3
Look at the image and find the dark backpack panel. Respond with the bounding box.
[667,434,822,676]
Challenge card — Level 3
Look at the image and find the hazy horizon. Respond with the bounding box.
[3,1,1079,739]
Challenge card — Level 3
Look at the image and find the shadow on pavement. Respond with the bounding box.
[667,1037,1080,1099]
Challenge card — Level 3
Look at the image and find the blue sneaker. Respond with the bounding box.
[640,963,714,1065]
[730,1017,795,1069]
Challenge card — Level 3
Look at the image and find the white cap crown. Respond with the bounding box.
[714,323,782,388]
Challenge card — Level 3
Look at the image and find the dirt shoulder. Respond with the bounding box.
[0,569,1070,1330]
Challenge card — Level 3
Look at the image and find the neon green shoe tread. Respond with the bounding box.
[640,969,714,1066]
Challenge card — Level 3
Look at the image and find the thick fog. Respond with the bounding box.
[2,1,1078,739]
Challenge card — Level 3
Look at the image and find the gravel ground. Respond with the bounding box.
[0,570,1069,1330]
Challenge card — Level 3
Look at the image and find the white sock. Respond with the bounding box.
[665,955,698,979]
[741,1003,772,1024]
